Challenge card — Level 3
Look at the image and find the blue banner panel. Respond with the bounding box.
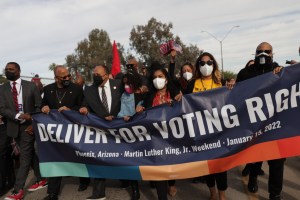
[33,64,300,180]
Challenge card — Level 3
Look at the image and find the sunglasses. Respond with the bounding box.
[57,74,71,80]
[199,60,213,66]
[256,50,272,54]
[126,64,135,68]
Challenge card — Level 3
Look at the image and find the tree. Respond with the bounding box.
[222,70,236,81]
[0,75,8,84]
[65,28,125,81]
[129,17,202,71]
[48,63,57,71]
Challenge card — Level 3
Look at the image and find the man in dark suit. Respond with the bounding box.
[41,65,84,200]
[80,65,122,200]
[0,62,42,200]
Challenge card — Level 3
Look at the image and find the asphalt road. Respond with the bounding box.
[1,157,300,200]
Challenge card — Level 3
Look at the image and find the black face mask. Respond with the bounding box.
[255,55,272,65]
[93,75,104,86]
[61,80,71,87]
[255,55,273,72]
[5,71,17,81]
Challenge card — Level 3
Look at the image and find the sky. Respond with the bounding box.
[1,0,300,83]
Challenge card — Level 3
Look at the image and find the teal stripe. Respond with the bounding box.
[86,165,142,180]
[40,162,142,180]
[40,162,89,177]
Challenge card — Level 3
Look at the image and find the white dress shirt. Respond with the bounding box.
[98,80,112,113]
[10,78,25,121]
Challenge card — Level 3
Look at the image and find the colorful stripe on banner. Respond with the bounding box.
[40,162,142,180]
[40,136,300,180]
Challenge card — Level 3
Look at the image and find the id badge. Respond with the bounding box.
[18,104,23,113]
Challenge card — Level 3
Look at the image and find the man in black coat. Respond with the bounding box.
[236,42,285,200]
[0,62,42,200]
[80,65,122,200]
[41,65,84,200]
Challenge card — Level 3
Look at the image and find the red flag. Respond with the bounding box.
[111,40,121,77]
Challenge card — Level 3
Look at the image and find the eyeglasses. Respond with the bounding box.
[199,60,213,66]
[256,50,272,54]
[56,74,71,80]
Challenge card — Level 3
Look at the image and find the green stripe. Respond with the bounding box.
[40,162,89,177]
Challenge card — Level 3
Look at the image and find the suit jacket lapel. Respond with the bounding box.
[4,83,15,110]
[91,85,101,105]
[91,85,108,114]
[109,80,117,114]
[21,80,29,106]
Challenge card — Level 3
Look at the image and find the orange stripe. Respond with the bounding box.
[277,136,300,157]
[140,160,209,180]
[139,136,300,180]
[207,136,300,174]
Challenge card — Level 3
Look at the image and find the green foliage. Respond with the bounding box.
[0,75,8,84]
[222,70,236,81]
[129,17,202,71]
[65,29,125,81]
[50,18,204,79]
[48,63,57,71]
[116,43,126,65]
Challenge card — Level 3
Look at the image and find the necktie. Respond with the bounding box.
[101,86,109,112]
[12,81,19,112]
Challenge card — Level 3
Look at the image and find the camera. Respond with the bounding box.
[286,60,292,64]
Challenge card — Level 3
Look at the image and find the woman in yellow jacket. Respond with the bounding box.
[187,52,222,93]
[187,52,226,200]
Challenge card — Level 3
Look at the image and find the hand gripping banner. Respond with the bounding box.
[33,64,300,180]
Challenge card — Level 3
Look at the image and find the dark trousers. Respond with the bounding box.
[91,178,105,197]
[14,124,35,191]
[249,159,285,198]
[248,162,263,175]
[79,177,90,185]
[168,180,175,186]
[31,152,44,182]
[47,177,62,195]
[205,171,228,191]
[48,177,90,195]
[0,124,15,191]
[155,181,168,200]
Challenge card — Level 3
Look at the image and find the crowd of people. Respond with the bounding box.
[0,42,298,200]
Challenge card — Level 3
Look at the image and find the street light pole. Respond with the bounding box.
[201,25,240,80]
[220,40,223,77]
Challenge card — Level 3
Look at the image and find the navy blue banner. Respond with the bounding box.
[33,64,300,180]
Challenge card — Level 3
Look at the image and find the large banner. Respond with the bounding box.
[33,64,300,180]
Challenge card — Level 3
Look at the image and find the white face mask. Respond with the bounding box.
[200,64,213,76]
[153,77,166,90]
[182,72,193,81]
